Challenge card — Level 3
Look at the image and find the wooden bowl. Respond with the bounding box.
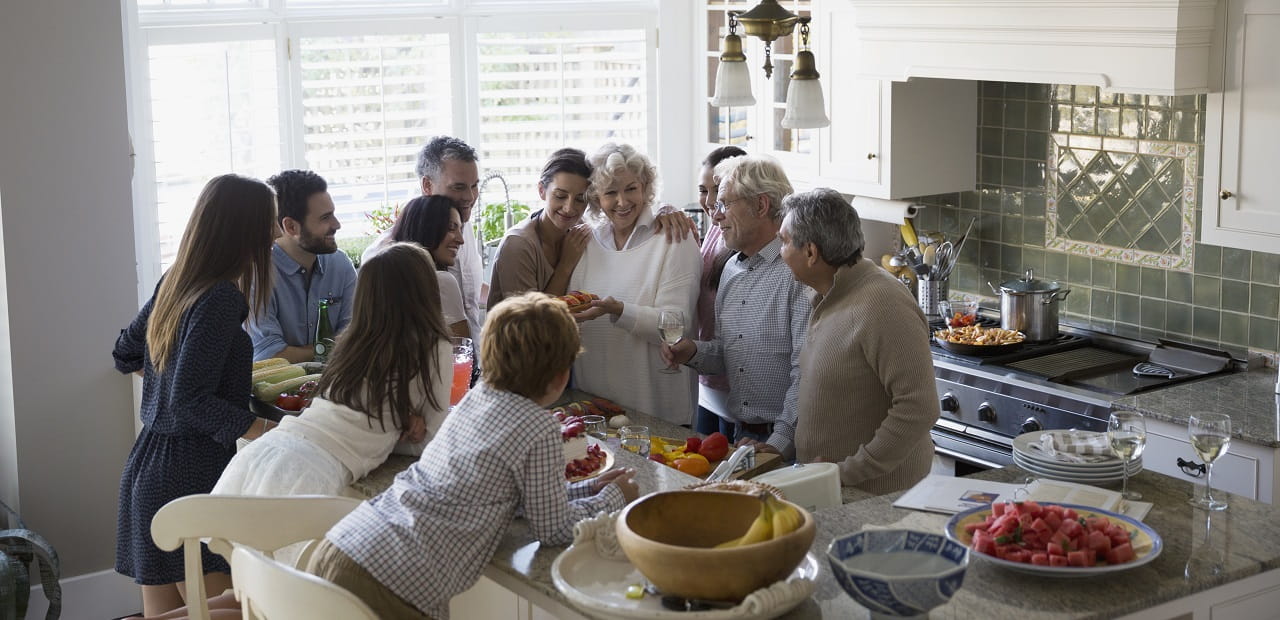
[614,490,816,602]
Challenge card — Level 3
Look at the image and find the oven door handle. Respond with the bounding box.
[934,445,1005,470]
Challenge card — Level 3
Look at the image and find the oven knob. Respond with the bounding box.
[977,402,996,424]
[939,393,959,413]
[1021,418,1042,433]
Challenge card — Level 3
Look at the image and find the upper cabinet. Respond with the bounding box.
[844,0,1218,96]
[1200,0,1280,253]
[699,0,975,200]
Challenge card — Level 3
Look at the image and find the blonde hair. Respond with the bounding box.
[481,292,581,398]
[584,143,659,225]
[147,174,275,372]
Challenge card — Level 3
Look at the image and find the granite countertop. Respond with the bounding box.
[1113,367,1280,447]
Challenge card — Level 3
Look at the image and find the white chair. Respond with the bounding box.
[150,494,363,620]
[231,546,378,620]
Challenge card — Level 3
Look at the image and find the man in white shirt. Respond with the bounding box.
[363,137,485,344]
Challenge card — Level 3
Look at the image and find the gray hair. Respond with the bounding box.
[584,143,658,225]
[781,188,865,266]
[714,155,793,221]
[415,136,479,182]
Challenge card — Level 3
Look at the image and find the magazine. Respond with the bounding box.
[894,475,1152,521]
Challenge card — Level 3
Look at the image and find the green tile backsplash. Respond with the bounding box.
[909,82,1280,359]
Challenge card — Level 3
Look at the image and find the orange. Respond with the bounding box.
[672,453,711,477]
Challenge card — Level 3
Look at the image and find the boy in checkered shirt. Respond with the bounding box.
[307,292,639,619]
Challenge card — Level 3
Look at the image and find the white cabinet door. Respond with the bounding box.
[819,2,883,189]
[1200,0,1280,253]
[1142,416,1278,505]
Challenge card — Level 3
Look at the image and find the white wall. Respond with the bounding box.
[655,0,697,208]
[0,0,140,598]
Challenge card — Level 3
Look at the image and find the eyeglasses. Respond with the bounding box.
[712,197,747,214]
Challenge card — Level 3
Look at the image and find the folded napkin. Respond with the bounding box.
[1028,431,1118,464]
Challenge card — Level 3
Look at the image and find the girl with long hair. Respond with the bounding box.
[390,195,470,338]
[112,173,278,616]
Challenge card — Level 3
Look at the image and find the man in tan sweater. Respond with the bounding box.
[779,188,939,494]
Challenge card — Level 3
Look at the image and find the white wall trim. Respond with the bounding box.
[26,569,139,620]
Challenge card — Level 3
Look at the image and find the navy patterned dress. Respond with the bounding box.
[113,281,257,584]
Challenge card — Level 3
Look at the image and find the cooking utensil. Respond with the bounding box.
[933,241,955,280]
[918,278,949,315]
[934,335,1024,357]
[988,269,1071,342]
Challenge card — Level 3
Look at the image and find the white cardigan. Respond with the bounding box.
[569,229,701,425]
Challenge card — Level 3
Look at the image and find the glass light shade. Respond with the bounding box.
[710,59,756,107]
[781,78,829,129]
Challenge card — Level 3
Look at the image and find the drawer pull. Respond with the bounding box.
[1178,457,1206,477]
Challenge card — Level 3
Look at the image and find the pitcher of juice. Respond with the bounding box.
[449,337,474,407]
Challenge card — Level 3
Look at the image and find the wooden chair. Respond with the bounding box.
[231,546,377,620]
[150,494,363,620]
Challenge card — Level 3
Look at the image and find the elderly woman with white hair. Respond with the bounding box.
[779,188,939,493]
[570,143,702,425]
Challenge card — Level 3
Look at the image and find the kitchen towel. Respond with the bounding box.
[849,196,920,225]
[1032,431,1117,464]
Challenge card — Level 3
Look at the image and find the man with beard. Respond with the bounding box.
[252,169,358,362]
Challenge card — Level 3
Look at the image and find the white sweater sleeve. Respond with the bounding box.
[436,270,467,327]
[614,236,703,344]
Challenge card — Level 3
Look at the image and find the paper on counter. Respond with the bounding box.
[893,475,1023,514]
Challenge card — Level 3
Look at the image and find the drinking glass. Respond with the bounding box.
[1108,411,1147,501]
[582,415,607,440]
[1188,412,1232,511]
[619,425,651,458]
[657,310,686,374]
[449,337,474,407]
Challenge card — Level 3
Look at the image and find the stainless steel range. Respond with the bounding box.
[928,316,1235,473]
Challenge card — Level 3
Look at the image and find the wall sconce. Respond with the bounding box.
[710,1,830,129]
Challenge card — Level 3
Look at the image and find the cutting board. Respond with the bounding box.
[649,435,783,480]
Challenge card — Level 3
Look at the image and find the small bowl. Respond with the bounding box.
[827,529,968,618]
[615,490,815,602]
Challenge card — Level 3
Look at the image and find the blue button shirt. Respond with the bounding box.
[249,244,358,360]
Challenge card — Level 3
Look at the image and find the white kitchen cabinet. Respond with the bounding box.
[1142,416,1279,505]
[699,0,975,199]
[1200,0,1280,254]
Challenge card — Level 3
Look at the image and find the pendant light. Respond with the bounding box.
[709,13,755,107]
[780,18,830,129]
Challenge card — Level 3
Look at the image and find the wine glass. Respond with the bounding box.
[657,310,686,374]
[1188,412,1232,511]
[1107,411,1146,502]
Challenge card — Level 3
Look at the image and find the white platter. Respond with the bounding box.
[567,437,615,483]
[1013,455,1137,484]
[551,512,819,620]
[1012,431,1128,469]
[1013,452,1142,476]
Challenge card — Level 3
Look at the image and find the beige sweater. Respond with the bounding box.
[795,258,939,495]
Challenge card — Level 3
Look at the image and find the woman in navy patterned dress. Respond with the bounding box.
[113,174,279,616]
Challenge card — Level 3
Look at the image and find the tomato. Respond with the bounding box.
[684,436,703,454]
[698,432,730,461]
[275,393,305,411]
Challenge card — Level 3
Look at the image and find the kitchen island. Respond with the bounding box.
[352,399,1280,619]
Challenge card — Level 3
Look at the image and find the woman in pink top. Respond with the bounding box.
[693,146,747,435]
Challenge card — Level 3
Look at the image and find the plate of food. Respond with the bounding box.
[944,501,1161,577]
[566,436,615,483]
[934,325,1026,356]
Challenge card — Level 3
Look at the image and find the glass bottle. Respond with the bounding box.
[314,298,335,363]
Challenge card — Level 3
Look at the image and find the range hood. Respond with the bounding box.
[845,0,1218,95]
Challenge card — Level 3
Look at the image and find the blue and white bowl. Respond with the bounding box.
[826,529,969,618]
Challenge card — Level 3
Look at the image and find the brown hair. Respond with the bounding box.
[481,292,580,399]
[147,174,275,372]
[316,243,450,431]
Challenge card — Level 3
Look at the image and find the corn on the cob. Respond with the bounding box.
[254,373,322,402]
[251,364,305,385]
[252,358,289,372]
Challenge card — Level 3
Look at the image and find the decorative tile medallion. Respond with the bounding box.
[1046,133,1197,271]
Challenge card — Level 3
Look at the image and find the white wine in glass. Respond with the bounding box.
[1108,411,1146,501]
[657,310,685,374]
[1188,412,1231,511]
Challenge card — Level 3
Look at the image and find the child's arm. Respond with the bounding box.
[518,434,627,546]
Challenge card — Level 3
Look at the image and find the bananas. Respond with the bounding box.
[714,493,803,548]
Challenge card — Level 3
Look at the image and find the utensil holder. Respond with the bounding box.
[918,279,949,316]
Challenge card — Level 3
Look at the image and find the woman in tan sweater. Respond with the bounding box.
[779,188,939,494]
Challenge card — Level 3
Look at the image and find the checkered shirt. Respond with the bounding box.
[687,237,811,459]
[325,382,625,619]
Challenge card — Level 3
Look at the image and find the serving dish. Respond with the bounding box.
[567,437,615,483]
[943,502,1161,577]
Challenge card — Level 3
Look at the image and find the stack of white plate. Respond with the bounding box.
[1012,430,1142,484]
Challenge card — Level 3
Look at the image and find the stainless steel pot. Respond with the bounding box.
[988,269,1071,341]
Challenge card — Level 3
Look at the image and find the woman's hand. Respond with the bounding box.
[561,225,591,267]
[401,415,427,443]
[654,206,698,243]
[573,296,623,323]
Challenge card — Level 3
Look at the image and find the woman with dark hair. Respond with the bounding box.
[112,173,279,616]
[693,145,747,435]
[390,194,469,337]
[487,148,593,307]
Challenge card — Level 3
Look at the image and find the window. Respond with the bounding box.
[128,1,657,272]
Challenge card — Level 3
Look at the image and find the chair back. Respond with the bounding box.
[150,494,363,620]
[231,546,377,620]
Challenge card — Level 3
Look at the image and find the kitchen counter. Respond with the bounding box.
[1113,367,1280,448]
[351,394,1280,619]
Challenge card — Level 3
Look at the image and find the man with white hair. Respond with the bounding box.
[778,188,938,493]
[662,155,810,458]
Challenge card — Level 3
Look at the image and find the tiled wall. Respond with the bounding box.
[909,82,1280,359]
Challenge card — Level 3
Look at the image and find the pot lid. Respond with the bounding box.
[998,269,1062,294]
